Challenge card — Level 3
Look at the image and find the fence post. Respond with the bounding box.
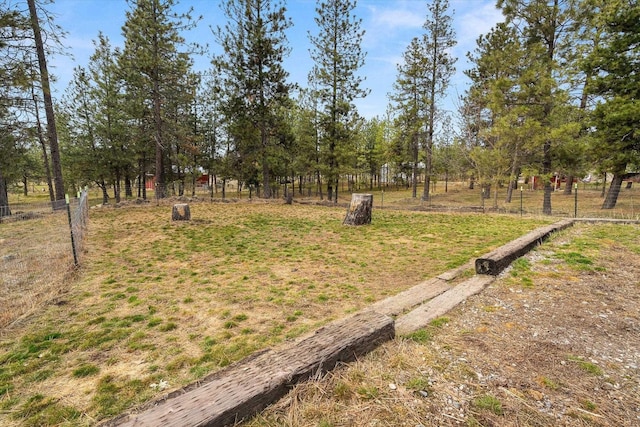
[574,183,578,218]
[66,194,79,267]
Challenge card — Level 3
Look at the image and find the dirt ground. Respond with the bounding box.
[247,223,640,427]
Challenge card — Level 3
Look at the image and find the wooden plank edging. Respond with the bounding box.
[475,219,574,275]
[366,277,451,317]
[395,275,496,335]
[107,311,394,427]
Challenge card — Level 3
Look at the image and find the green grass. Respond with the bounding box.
[472,394,504,415]
[568,355,604,376]
[403,317,450,344]
[72,364,100,378]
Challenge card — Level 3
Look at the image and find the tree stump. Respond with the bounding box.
[343,193,373,226]
[172,203,191,221]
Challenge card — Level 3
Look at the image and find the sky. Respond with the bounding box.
[47,0,505,120]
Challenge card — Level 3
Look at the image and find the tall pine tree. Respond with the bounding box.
[420,0,456,201]
[309,0,368,203]
[120,0,196,198]
[498,0,577,214]
[392,37,430,198]
[213,0,293,198]
[587,0,640,208]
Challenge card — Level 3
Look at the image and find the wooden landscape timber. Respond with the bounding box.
[395,275,496,335]
[105,311,395,427]
[474,219,574,276]
[105,219,614,427]
[366,277,452,318]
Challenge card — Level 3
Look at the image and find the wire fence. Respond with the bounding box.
[136,179,639,221]
[0,190,88,329]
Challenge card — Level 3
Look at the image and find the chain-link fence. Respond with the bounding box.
[0,190,88,329]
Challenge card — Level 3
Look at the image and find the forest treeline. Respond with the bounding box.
[0,0,638,216]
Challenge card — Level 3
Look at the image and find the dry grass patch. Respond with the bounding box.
[0,210,75,329]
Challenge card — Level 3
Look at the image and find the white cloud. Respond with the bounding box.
[454,1,505,47]
[369,7,425,30]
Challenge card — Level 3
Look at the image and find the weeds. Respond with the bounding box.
[472,394,504,415]
[568,355,603,376]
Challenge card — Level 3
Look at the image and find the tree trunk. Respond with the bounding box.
[411,135,418,198]
[261,140,271,198]
[172,203,191,221]
[0,168,10,217]
[542,141,552,215]
[114,171,121,203]
[100,180,109,205]
[444,170,448,193]
[316,170,323,200]
[28,0,64,201]
[343,193,373,226]
[32,56,55,203]
[563,175,574,195]
[125,174,133,198]
[602,174,624,209]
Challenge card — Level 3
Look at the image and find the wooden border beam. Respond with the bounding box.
[475,219,574,276]
[107,311,394,427]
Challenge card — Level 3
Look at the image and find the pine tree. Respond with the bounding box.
[213,0,293,199]
[586,0,640,208]
[419,0,456,202]
[120,0,197,199]
[392,37,430,198]
[498,0,578,214]
[465,23,548,205]
[309,0,368,203]
[27,0,65,201]
[88,34,130,202]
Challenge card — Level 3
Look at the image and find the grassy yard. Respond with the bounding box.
[0,198,556,426]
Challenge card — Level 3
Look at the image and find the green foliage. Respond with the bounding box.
[213,0,293,198]
[13,394,82,426]
[555,251,593,267]
[429,317,450,328]
[568,355,603,376]
[473,394,504,415]
[158,322,178,332]
[586,1,640,207]
[92,375,151,418]
[403,329,433,344]
[308,0,368,201]
[119,0,199,197]
[356,385,379,400]
[405,377,431,391]
[72,364,100,378]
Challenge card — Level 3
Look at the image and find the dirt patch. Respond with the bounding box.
[247,224,640,426]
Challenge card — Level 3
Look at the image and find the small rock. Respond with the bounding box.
[389,383,397,390]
